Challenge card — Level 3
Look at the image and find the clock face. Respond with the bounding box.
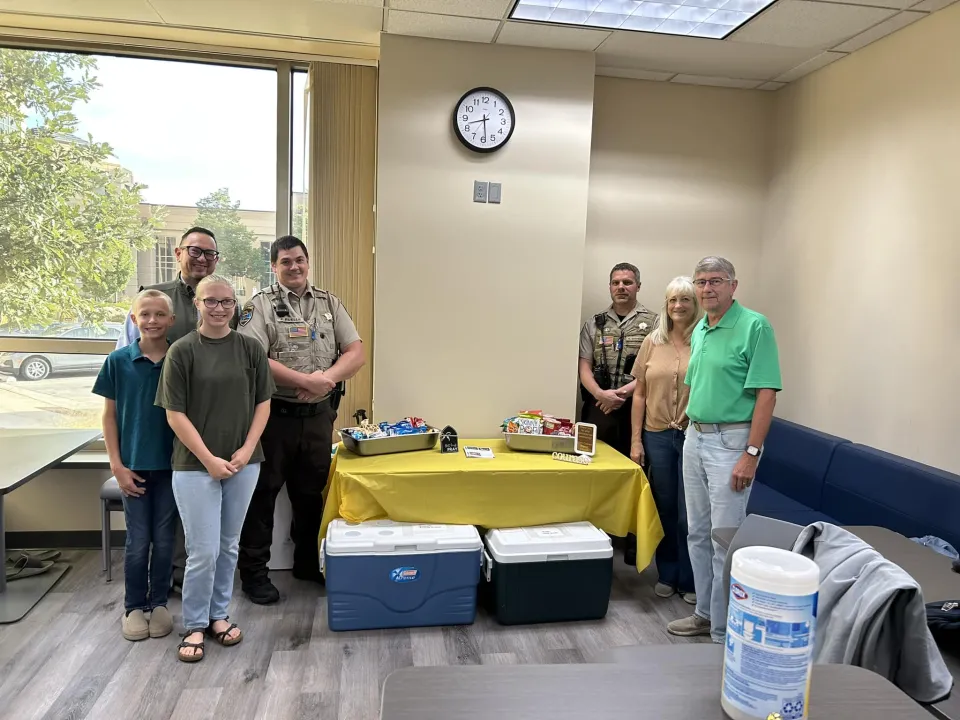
[452,87,515,154]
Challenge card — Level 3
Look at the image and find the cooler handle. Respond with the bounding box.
[482,549,493,583]
[319,539,326,574]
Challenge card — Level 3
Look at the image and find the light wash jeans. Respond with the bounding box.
[683,425,753,643]
[173,464,260,631]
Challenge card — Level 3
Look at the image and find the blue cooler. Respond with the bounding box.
[321,519,482,632]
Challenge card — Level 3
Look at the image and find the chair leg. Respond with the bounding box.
[102,499,112,582]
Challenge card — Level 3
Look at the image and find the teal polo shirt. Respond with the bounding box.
[92,341,174,472]
[685,300,782,423]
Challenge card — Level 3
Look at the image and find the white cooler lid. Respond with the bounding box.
[484,522,613,564]
[325,519,481,556]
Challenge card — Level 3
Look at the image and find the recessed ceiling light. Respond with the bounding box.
[510,0,775,39]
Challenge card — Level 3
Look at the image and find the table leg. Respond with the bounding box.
[0,493,6,594]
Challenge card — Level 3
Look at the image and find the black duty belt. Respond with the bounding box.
[272,398,329,418]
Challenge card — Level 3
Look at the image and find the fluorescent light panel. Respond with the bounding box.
[510,0,775,38]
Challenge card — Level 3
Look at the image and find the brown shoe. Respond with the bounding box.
[149,606,173,638]
[121,610,149,641]
[667,614,711,637]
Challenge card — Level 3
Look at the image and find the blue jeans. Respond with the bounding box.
[173,464,260,631]
[683,425,753,643]
[122,470,177,613]
[642,429,694,594]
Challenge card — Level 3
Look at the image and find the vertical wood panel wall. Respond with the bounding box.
[308,62,377,433]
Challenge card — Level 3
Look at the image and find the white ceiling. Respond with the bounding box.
[0,0,955,87]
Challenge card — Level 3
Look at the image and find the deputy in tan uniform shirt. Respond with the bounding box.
[578,262,657,457]
[237,235,364,604]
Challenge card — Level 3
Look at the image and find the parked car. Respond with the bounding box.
[0,323,123,381]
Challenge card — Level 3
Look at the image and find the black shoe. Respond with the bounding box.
[292,566,325,585]
[243,580,280,605]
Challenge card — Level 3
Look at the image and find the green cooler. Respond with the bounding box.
[481,522,613,625]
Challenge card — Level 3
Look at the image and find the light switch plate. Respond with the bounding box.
[473,181,488,203]
[488,182,502,204]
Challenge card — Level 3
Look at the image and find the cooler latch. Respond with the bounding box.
[482,549,493,582]
[319,539,326,574]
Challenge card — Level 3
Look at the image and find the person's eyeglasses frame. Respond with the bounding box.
[693,277,731,289]
[201,298,237,309]
[181,245,221,261]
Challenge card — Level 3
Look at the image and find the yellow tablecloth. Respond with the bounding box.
[320,439,664,571]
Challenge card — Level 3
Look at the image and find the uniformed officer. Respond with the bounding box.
[578,262,657,457]
[116,226,238,594]
[237,235,365,604]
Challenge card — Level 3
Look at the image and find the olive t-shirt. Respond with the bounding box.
[155,330,276,471]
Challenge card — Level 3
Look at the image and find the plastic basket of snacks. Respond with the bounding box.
[339,410,439,456]
[502,410,576,453]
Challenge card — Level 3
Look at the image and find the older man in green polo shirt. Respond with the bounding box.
[667,256,781,642]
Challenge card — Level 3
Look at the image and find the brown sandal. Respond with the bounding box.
[177,630,205,663]
[206,620,242,647]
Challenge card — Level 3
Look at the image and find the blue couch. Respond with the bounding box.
[748,418,960,550]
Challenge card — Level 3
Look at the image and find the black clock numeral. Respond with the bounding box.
[472,133,477,140]
[481,136,487,144]
[499,109,505,116]
[464,125,470,132]
[482,96,489,103]
[501,118,507,126]
[494,100,498,107]
[466,105,474,112]
[462,114,468,121]
[498,129,504,135]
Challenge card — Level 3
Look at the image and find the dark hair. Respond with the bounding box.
[609,262,640,284]
[181,226,217,247]
[271,235,309,264]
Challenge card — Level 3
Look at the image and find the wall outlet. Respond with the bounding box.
[488,182,502,204]
[473,180,488,203]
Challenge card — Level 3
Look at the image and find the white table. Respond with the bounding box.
[0,428,102,622]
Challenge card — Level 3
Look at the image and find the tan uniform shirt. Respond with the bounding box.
[238,282,361,403]
[631,334,691,432]
[578,303,658,389]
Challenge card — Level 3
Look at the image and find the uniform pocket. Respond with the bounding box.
[718,428,750,452]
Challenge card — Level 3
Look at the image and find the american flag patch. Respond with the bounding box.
[288,325,309,338]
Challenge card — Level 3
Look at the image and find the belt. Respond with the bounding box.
[272,398,329,418]
[692,421,751,433]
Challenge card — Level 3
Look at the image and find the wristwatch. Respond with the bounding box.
[746,445,761,457]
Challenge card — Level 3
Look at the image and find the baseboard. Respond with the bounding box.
[6,530,126,550]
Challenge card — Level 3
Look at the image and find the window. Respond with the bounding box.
[260,242,276,288]
[292,70,310,242]
[0,47,303,430]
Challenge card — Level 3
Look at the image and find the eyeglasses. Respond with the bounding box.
[201,298,237,309]
[693,278,730,288]
[181,246,220,261]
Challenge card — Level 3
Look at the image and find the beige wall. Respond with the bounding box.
[760,3,960,472]
[6,469,117,533]
[584,77,773,321]
[374,35,596,435]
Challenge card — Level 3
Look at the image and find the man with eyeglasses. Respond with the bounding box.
[667,256,781,642]
[116,226,239,593]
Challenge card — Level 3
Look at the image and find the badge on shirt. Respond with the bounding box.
[239,302,255,327]
[288,325,309,338]
[324,312,333,321]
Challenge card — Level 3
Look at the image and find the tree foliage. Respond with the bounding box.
[0,49,158,327]
[193,187,265,282]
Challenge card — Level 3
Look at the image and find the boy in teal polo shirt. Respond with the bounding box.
[93,290,177,643]
[667,257,781,642]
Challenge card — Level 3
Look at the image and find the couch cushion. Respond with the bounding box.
[747,484,841,526]
[754,417,849,510]
[822,444,960,549]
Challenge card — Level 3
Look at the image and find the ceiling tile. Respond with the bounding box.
[496,20,611,50]
[909,0,956,11]
[0,0,163,22]
[386,9,500,42]
[774,49,845,81]
[388,0,511,19]
[596,66,675,80]
[757,81,786,90]
[149,0,383,43]
[671,74,763,88]
[596,31,820,80]
[730,1,896,48]
[832,10,925,51]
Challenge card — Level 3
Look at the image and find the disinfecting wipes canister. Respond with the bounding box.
[721,546,820,720]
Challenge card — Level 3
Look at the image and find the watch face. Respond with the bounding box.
[452,87,515,153]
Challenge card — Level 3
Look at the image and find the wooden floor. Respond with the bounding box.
[0,550,708,720]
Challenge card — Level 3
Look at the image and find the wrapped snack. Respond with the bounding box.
[517,416,542,435]
[518,410,543,419]
[542,416,561,435]
[407,417,428,429]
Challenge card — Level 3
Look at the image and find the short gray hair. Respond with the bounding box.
[693,256,736,281]
[609,262,640,284]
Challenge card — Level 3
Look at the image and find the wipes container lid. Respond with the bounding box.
[485,522,612,564]
[730,545,820,595]
[325,519,481,557]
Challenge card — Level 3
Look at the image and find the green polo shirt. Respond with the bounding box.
[685,301,781,423]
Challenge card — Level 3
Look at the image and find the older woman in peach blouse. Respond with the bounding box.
[630,277,703,603]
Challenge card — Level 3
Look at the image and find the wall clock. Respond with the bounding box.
[452,86,515,154]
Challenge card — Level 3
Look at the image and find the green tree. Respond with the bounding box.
[0,49,158,327]
[193,188,265,282]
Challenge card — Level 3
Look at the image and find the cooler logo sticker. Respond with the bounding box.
[390,566,420,583]
[731,583,749,601]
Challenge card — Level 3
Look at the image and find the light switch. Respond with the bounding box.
[488,182,502,204]
[473,181,488,203]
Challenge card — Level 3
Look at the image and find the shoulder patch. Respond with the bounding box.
[239,302,255,327]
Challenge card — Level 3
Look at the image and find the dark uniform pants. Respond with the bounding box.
[581,399,633,457]
[237,399,336,584]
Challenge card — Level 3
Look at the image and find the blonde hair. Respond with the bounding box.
[195,274,236,330]
[133,288,174,314]
[648,276,703,346]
